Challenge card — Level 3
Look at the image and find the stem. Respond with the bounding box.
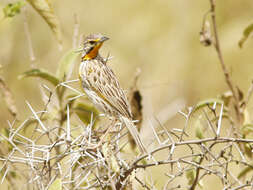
[209,0,242,123]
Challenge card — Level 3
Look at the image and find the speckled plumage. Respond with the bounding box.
[79,34,147,153]
[79,58,132,118]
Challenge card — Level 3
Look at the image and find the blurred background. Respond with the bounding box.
[1,0,253,189]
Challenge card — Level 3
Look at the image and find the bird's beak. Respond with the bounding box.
[100,36,109,42]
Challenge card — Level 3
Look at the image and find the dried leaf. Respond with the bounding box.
[219,91,233,107]
[19,69,60,86]
[26,0,62,46]
[0,77,18,117]
[3,1,25,18]
[242,108,251,126]
[200,20,212,46]
[128,68,142,124]
[129,90,143,128]
[236,86,244,102]
[56,49,80,79]
[127,69,143,149]
[239,23,253,48]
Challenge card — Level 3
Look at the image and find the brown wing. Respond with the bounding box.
[86,59,132,118]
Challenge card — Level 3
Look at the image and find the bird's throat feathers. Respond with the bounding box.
[82,43,103,61]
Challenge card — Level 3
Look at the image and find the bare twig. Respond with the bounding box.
[209,0,241,122]
[0,77,18,117]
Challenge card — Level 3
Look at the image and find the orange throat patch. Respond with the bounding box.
[83,43,103,60]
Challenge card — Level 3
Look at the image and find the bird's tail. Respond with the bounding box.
[121,116,147,154]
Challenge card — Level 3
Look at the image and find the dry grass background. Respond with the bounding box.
[1,0,253,120]
[1,0,253,189]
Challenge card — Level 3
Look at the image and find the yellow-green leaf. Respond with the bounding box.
[193,98,223,113]
[242,124,253,136]
[19,69,60,86]
[186,168,196,185]
[49,178,62,190]
[195,116,205,140]
[73,102,99,126]
[243,143,252,158]
[56,49,81,79]
[9,171,17,178]
[195,126,204,140]
[238,163,253,179]
[3,1,25,18]
[26,0,62,46]
[239,23,253,48]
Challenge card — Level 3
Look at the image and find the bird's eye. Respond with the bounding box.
[89,40,96,45]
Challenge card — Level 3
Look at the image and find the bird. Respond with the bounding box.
[79,33,147,153]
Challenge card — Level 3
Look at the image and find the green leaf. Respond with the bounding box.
[48,178,62,190]
[9,171,17,178]
[193,98,223,113]
[3,1,25,18]
[56,49,81,79]
[26,0,62,46]
[73,102,99,126]
[237,162,253,179]
[186,168,196,185]
[195,117,205,140]
[239,23,253,48]
[19,69,60,86]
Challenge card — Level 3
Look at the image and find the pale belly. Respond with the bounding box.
[79,61,119,117]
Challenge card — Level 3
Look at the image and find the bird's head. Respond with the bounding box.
[82,33,109,60]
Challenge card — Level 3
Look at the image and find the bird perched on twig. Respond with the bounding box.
[79,33,147,153]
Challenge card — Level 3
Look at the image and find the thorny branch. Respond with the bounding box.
[1,1,253,190]
[1,82,253,190]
